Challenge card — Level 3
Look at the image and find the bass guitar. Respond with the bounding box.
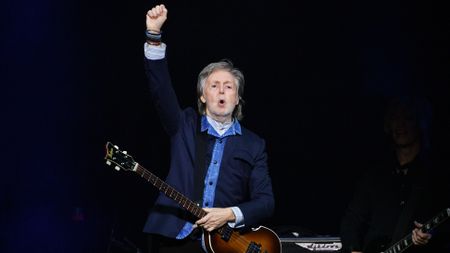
[104,142,282,253]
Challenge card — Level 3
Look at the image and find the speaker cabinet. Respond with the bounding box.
[280,237,342,253]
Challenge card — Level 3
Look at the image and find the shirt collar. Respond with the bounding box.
[201,115,242,137]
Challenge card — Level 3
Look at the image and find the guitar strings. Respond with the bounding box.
[136,165,207,217]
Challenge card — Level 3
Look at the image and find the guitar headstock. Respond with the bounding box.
[105,142,137,172]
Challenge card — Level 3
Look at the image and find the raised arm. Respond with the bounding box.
[144,5,182,136]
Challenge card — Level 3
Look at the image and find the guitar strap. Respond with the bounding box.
[193,115,210,206]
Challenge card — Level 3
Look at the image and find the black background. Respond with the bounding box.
[2,0,449,252]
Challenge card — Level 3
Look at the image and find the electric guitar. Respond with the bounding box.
[104,142,282,253]
[369,207,450,253]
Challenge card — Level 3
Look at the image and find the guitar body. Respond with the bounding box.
[204,225,281,253]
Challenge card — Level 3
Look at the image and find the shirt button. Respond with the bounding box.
[209,181,213,185]
[213,160,217,164]
[205,202,209,206]
[219,139,223,143]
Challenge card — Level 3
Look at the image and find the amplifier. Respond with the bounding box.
[280,236,342,253]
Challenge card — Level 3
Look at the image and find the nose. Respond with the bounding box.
[219,84,225,94]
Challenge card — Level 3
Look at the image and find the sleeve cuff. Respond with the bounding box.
[228,206,244,228]
[144,42,166,60]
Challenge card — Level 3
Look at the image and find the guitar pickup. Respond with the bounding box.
[220,226,233,242]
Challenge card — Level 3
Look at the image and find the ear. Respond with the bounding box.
[200,95,206,103]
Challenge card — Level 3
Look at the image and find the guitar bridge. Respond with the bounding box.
[246,241,262,253]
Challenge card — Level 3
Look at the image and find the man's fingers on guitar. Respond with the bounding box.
[205,225,215,232]
[414,221,423,228]
[413,233,428,245]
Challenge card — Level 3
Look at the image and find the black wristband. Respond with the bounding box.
[145,30,162,42]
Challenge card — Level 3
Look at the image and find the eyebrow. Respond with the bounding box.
[210,80,234,85]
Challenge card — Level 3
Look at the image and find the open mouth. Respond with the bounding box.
[219,99,225,105]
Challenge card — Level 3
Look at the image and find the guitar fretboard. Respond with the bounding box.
[134,164,207,219]
[382,207,450,253]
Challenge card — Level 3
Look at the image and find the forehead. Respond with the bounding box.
[206,70,235,83]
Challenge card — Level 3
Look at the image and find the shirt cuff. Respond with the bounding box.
[228,206,244,228]
[144,42,166,60]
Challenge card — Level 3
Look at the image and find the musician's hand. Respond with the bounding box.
[194,207,235,232]
[146,4,167,33]
[412,221,432,246]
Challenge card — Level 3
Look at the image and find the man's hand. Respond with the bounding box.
[412,221,432,246]
[146,4,168,33]
[194,207,236,232]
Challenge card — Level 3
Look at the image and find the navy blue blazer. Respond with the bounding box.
[142,58,275,238]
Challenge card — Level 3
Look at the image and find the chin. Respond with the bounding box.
[214,110,232,117]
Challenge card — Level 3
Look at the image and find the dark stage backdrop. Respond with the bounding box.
[2,0,449,252]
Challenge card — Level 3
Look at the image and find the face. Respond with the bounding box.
[387,105,420,147]
[200,70,239,122]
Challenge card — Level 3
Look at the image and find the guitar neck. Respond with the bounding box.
[382,207,450,253]
[134,163,207,219]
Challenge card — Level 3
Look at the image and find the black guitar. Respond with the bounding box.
[369,207,450,253]
[104,142,282,253]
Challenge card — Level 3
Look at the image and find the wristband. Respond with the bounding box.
[145,30,162,42]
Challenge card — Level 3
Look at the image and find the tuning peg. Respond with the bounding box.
[123,151,127,154]
[114,166,121,171]
[106,160,111,166]
[114,145,119,149]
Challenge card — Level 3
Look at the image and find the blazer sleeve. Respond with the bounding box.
[237,138,275,227]
[144,57,182,136]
